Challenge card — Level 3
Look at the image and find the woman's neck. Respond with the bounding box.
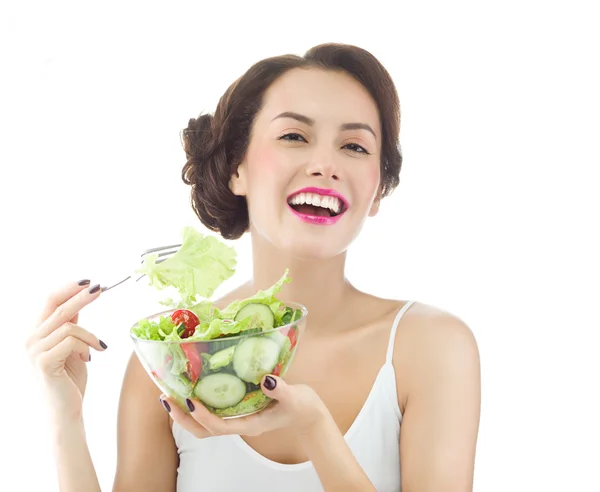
[248,233,356,329]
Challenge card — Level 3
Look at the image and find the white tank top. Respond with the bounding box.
[172,300,416,492]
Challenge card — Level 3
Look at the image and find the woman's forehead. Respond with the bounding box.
[258,68,381,130]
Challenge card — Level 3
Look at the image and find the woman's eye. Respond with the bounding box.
[344,143,370,155]
[278,134,370,155]
[278,133,307,142]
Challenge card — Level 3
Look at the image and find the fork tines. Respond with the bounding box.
[140,243,181,265]
[141,243,182,256]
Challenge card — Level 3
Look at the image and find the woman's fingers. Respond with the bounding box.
[160,396,211,439]
[36,282,102,339]
[36,335,92,377]
[183,396,277,437]
[35,279,92,327]
[30,322,106,359]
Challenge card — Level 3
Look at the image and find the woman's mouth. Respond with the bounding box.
[286,189,348,225]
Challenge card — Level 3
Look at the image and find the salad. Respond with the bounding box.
[130,226,304,417]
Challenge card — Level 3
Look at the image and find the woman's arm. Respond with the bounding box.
[52,417,102,492]
[51,352,178,492]
[397,310,481,492]
[296,410,377,492]
[112,352,179,492]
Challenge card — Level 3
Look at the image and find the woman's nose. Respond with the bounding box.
[304,149,340,180]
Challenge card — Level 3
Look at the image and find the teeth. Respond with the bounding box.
[288,192,343,214]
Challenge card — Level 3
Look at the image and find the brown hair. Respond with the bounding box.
[181,43,402,240]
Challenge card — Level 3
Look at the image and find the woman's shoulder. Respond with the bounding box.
[392,301,480,409]
[402,300,475,340]
[394,300,478,362]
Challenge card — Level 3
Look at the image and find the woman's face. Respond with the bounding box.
[230,67,382,260]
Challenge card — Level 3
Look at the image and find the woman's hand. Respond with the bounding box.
[25,280,108,423]
[160,375,328,438]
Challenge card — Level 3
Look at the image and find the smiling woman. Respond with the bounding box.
[28,42,480,492]
[180,44,402,244]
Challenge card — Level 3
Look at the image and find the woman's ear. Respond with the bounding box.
[368,194,381,217]
[229,161,248,196]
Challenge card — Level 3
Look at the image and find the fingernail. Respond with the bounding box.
[264,375,277,391]
[88,353,91,362]
[78,279,91,286]
[88,284,101,294]
[186,398,195,412]
[99,340,108,349]
[160,398,171,413]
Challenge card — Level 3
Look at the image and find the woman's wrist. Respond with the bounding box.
[294,406,375,491]
[50,411,86,440]
[291,394,332,438]
[294,403,332,439]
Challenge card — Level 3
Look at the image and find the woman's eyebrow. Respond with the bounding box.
[271,111,377,139]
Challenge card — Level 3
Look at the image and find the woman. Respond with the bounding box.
[27,43,481,491]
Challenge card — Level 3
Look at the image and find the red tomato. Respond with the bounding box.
[272,363,283,376]
[171,309,200,338]
[182,344,202,382]
[288,326,297,348]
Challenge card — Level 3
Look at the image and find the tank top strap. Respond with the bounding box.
[385,300,416,364]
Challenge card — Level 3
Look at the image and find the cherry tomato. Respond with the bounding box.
[171,309,200,338]
[288,326,297,348]
[272,363,283,376]
[182,344,202,382]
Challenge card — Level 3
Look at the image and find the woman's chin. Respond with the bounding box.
[276,235,349,261]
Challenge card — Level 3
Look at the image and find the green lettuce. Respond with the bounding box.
[186,316,255,341]
[189,300,221,322]
[136,227,237,308]
[220,269,291,324]
[131,315,177,341]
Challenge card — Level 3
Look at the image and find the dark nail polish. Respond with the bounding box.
[78,279,91,286]
[160,398,171,413]
[88,353,91,362]
[99,340,108,350]
[186,398,195,412]
[88,284,101,294]
[264,375,277,391]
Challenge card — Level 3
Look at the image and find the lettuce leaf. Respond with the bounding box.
[219,270,291,323]
[136,227,237,308]
[131,315,177,341]
[185,316,255,341]
[189,300,221,323]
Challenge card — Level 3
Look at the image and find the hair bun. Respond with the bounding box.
[181,113,215,160]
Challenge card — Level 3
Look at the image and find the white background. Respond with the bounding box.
[2,0,599,490]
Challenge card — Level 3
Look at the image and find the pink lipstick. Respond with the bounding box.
[286,187,349,226]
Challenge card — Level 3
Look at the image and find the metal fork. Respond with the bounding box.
[100,243,182,292]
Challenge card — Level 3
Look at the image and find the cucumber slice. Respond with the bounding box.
[213,390,271,417]
[265,330,287,346]
[193,373,246,409]
[234,303,275,330]
[277,337,292,365]
[233,336,280,384]
[208,345,236,371]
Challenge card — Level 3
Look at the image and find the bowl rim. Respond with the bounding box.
[129,300,308,344]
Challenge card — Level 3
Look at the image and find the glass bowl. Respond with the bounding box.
[130,302,307,418]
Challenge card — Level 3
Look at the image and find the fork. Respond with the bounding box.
[100,243,182,292]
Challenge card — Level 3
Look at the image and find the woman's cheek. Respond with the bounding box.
[360,162,381,199]
[247,146,286,206]
[251,146,283,175]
